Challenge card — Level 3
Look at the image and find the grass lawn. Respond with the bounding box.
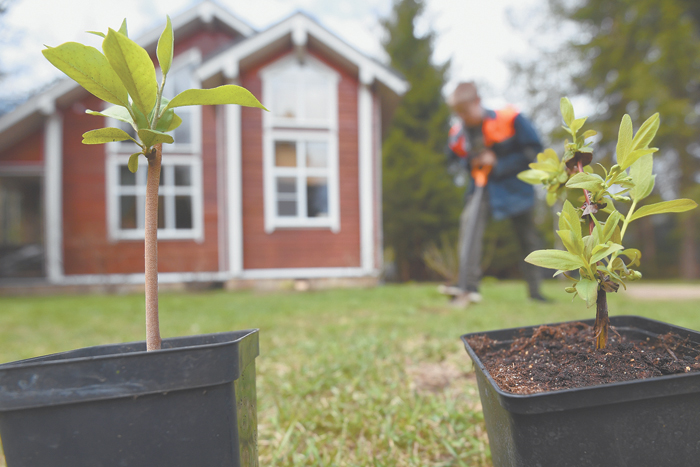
[1,279,700,466]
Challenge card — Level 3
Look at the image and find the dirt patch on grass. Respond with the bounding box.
[407,360,475,393]
[625,284,700,300]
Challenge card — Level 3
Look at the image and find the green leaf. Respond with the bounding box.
[602,211,623,243]
[629,154,655,201]
[557,229,584,256]
[87,31,106,38]
[157,15,174,76]
[155,108,175,132]
[582,129,597,139]
[616,114,633,169]
[611,223,622,244]
[86,105,134,126]
[137,129,174,148]
[566,172,605,191]
[525,249,585,272]
[591,242,624,264]
[517,169,547,185]
[630,199,698,221]
[575,278,598,307]
[42,42,129,107]
[560,97,574,127]
[538,148,559,163]
[82,127,138,145]
[103,28,158,117]
[128,153,140,173]
[165,85,268,111]
[559,200,582,239]
[619,248,641,267]
[167,113,182,132]
[583,235,597,261]
[569,117,587,135]
[118,19,128,37]
[620,147,657,171]
[133,106,150,130]
[630,112,660,152]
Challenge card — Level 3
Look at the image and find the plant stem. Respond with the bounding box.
[620,198,638,241]
[152,75,167,130]
[577,160,595,235]
[145,144,162,351]
[594,287,609,350]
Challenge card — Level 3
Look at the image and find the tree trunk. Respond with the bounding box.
[679,212,700,280]
[145,145,162,351]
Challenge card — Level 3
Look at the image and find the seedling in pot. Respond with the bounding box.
[42,17,267,350]
[518,98,697,349]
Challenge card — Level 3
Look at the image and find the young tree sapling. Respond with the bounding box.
[42,17,267,350]
[519,98,697,349]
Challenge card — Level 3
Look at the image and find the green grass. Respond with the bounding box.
[1,280,700,466]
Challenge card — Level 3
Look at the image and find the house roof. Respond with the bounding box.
[0,1,407,152]
[196,11,408,132]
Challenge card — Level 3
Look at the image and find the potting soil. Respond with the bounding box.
[467,322,700,394]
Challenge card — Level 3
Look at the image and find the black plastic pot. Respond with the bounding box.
[0,329,259,467]
[462,316,700,467]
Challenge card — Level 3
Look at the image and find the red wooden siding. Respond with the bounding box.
[61,30,234,276]
[0,129,43,165]
[240,50,362,270]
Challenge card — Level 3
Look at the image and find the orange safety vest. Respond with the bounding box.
[448,106,519,157]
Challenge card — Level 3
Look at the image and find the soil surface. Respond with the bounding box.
[467,322,700,394]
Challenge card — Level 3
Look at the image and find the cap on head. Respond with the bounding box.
[447,82,479,108]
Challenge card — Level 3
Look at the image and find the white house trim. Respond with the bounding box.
[358,81,375,274]
[196,17,294,82]
[240,267,377,280]
[44,112,63,283]
[226,103,243,276]
[135,2,255,50]
[374,94,384,273]
[0,80,75,141]
[195,12,409,97]
[51,267,377,286]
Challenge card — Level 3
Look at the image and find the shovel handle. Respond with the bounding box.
[471,164,492,187]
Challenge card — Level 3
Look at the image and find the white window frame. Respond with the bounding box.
[105,48,204,242]
[263,130,340,232]
[106,155,204,241]
[261,54,340,233]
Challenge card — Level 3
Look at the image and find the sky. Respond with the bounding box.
[0,0,544,110]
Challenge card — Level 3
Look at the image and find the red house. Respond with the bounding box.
[0,2,407,290]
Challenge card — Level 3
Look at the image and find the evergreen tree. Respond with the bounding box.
[521,0,700,278]
[381,0,462,280]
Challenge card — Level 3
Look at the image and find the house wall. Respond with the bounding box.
[60,30,236,276]
[0,129,43,165]
[240,50,362,270]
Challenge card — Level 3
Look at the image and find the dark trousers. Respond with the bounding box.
[458,191,543,297]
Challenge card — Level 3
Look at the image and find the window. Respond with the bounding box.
[0,176,44,278]
[261,55,340,232]
[108,157,202,241]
